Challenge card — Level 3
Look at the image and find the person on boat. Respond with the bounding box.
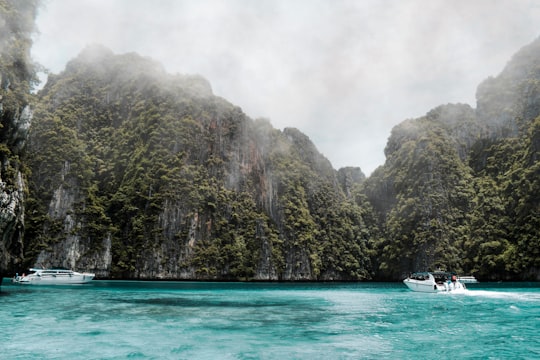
[450,274,457,290]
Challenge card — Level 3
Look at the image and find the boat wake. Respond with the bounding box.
[436,288,468,295]
[463,290,540,302]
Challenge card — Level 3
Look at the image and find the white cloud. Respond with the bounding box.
[32,0,540,175]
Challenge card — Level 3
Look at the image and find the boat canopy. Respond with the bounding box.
[409,271,456,283]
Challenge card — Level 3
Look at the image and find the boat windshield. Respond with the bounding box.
[431,271,457,283]
[409,272,431,281]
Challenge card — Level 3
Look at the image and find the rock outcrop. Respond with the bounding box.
[363,37,540,280]
[24,46,373,280]
[0,0,38,279]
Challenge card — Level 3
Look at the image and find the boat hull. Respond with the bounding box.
[403,278,439,292]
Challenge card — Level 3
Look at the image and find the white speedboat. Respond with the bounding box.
[403,271,466,293]
[12,268,95,285]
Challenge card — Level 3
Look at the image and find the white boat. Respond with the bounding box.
[457,275,479,284]
[403,271,466,293]
[12,268,95,285]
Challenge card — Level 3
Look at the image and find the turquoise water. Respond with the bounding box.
[1,280,539,359]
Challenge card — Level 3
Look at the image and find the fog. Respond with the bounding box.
[32,0,540,175]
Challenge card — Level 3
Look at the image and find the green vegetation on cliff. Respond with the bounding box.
[0,0,39,274]
[3,8,539,281]
[363,39,540,280]
[24,45,373,280]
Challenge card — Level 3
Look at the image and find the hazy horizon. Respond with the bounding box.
[32,0,540,175]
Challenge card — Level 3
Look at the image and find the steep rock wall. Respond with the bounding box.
[25,47,373,281]
[0,0,38,278]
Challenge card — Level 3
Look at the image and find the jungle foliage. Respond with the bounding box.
[0,0,39,272]
[6,12,540,281]
[363,38,540,280]
[24,46,373,280]
[0,0,38,190]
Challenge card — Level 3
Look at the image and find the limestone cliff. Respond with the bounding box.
[362,37,540,280]
[24,46,373,280]
[11,11,540,282]
[0,0,38,278]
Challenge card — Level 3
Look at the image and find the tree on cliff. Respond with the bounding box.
[362,38,540,281]
[0,0,39,276]
[24,45,375,280]
[7,2,540,281]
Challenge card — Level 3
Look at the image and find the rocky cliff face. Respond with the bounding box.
[7,6,540,281]
[0,105,31,271]
[24,46,373,280]
[0,0,38,278]
[363,37,540,280]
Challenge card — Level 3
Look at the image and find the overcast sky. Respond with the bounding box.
[32,0,540,175]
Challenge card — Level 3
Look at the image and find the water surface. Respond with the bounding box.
[1,280,539,359]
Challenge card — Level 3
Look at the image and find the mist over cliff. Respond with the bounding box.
[23,45,371,280]
[1,1,539,282]
[21,37,540,281]
[363,38,540,280]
